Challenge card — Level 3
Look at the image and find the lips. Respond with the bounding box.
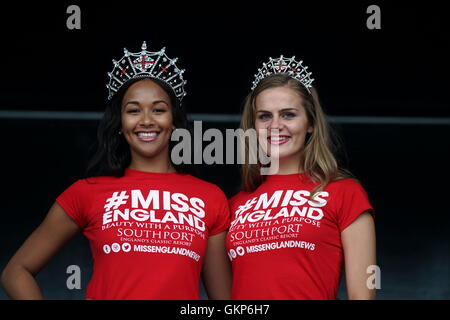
[267,135,290,145]
[135,131,159,142]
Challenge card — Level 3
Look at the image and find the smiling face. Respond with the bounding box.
[254,85,313,172]
[120,79,175,165]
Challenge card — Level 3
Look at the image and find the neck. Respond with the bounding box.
[274,154,304,175]
[129,150,176,174]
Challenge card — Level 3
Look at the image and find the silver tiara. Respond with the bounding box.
[251,55,314,93]
[106,41,187,101]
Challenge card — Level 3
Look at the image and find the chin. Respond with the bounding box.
[268,149,303,164]
[134,147,166,159]
[266,146,301,158]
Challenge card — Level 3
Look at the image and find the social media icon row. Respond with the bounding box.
[103,242,132,254]
[228,246,245,261]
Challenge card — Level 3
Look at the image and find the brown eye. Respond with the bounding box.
[127,108,140,114]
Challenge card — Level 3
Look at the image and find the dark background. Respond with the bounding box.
[0,1,448,299]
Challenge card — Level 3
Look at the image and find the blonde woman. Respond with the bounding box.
[226,56,376,300]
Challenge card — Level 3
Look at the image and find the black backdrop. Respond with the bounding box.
[0,1,449,299]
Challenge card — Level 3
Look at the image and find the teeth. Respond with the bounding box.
[269,136,288,141]
[137,132,157,138]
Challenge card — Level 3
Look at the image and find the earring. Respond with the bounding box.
[118,130,122,135]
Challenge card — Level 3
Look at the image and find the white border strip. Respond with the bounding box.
[0,110,450,125]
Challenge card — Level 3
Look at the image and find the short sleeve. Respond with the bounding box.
[208,188,231,236]
[335,179,374,231]
[56,179,89,229]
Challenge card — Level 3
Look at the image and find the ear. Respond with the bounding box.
[307,125,314,134]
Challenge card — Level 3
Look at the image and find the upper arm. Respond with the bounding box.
[5,202,81,275]
[203,231,229,271]
[341,211,376,299]
[202,231,231,299]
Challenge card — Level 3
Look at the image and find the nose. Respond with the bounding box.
[139,110,155,127]
[268,115,283,133]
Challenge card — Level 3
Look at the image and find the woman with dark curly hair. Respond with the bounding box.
[1,42,231,300]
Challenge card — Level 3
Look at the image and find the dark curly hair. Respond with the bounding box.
[85,77,194,178]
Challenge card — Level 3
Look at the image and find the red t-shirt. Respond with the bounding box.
[56,168,230,300]
[226,173,374,300]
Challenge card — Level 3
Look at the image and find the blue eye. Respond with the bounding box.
[258,113,271,120]
[281,112,296,119]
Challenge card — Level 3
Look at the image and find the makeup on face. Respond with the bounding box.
[121,80,175,160]
[255,86,313,161]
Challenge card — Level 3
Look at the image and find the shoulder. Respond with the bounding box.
[59,178,97,199]
[228,190,250,206]
[63,178,91,191]
[82,175,122,184]
[325,177,372,208]
[62,175,122,193]
[325,177,366,193]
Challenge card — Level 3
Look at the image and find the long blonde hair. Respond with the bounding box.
[240,73,353,196]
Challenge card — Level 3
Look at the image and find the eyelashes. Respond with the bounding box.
[125,108,167,114]
[257,112,297,120]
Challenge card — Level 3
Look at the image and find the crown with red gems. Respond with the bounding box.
[251,55,314,93]
[106,41,187,101]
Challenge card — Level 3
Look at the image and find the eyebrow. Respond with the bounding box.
[124,100,169,107]
[256,108,299,113]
